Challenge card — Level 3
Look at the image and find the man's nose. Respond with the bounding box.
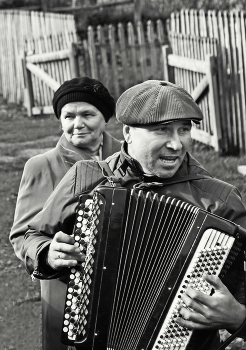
[166,134,182,150]
[74,116,85,128]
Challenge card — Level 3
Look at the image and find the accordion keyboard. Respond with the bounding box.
[62,194,102,342]
[152,229,235,350]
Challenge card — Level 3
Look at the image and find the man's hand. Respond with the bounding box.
[46,231,85,270]
[176,274,246,331]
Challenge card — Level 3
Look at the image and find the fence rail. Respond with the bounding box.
[0,10,77,104]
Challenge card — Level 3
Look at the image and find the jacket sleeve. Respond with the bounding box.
[219,188,246,338]
[214,187,246,230]
[22,164,79,277]
[9,155,56,261]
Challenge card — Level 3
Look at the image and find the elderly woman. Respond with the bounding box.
[10,76,121,350]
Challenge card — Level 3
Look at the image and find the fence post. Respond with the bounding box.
[133,0,144,25]
[69,42,80,78]
[108,24,120,98]
[162,45,174,82]
[88,26,98,79]
[21,51,34,117]
[206,54,222,153]
[81,39,91,77]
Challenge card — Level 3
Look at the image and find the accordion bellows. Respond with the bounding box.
[61,186,245,350]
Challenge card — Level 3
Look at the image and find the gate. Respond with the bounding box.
[21,42,79,117]
[162,34,222,153]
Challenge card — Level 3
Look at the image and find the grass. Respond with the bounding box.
[1,96,246,349]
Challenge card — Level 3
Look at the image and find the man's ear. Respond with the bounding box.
[123,124,132,144]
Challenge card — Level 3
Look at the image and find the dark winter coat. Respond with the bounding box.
[23,144,246,350]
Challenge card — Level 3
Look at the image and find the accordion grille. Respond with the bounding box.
[106,191,199,349]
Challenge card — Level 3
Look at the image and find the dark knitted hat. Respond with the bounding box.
[116,80,203,125]
[52,76,115,122]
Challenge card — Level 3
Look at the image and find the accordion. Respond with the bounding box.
[61,186,246,349]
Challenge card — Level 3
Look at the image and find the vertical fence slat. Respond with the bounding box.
[229,12,240,152]
[1,12,8,99]
[88,25,98,79]
[147,20,158,80]
[207,55,221,151]
[82,38,91,77]
[156,19,165,44]
[137,21,147,82]
[240,12,246,153]
[235,11,246,153]
[108,24,120,98]
[127,22,138,85]
[118,23,130,91]
[224,11,238,153]
[217,11,230,152]
[97,25,110,88]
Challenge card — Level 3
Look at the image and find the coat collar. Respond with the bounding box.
[57,133,92,168]
[57,132,121,169]
[118,142,211,183]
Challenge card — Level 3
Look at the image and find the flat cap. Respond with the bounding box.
[52,76,115,122]
[116,80,203,125]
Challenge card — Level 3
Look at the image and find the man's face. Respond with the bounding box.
[60,101,106,150]
[124,120,192,178]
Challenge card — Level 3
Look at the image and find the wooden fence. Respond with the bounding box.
[168,9,246,155]
[21,42,79,116]
[0,10,77,104]
[80,19,168,98]
[163,45,221,152]
[1,9,246,155]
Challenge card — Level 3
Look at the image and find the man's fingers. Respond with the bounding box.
[52,241,81,254]
[47,231,85,270]
[53,258,78,269]
[53,231,75,244]
[176,315,210,330]
[179,292,206,314]
[203,274,226,291]
[56,251,85,262]
[183,286,212,307]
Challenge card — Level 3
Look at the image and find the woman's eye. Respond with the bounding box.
[84,112,96,117]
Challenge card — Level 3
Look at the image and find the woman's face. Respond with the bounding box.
[60,101,106,150]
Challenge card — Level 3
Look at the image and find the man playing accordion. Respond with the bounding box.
[23,80,246,349]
